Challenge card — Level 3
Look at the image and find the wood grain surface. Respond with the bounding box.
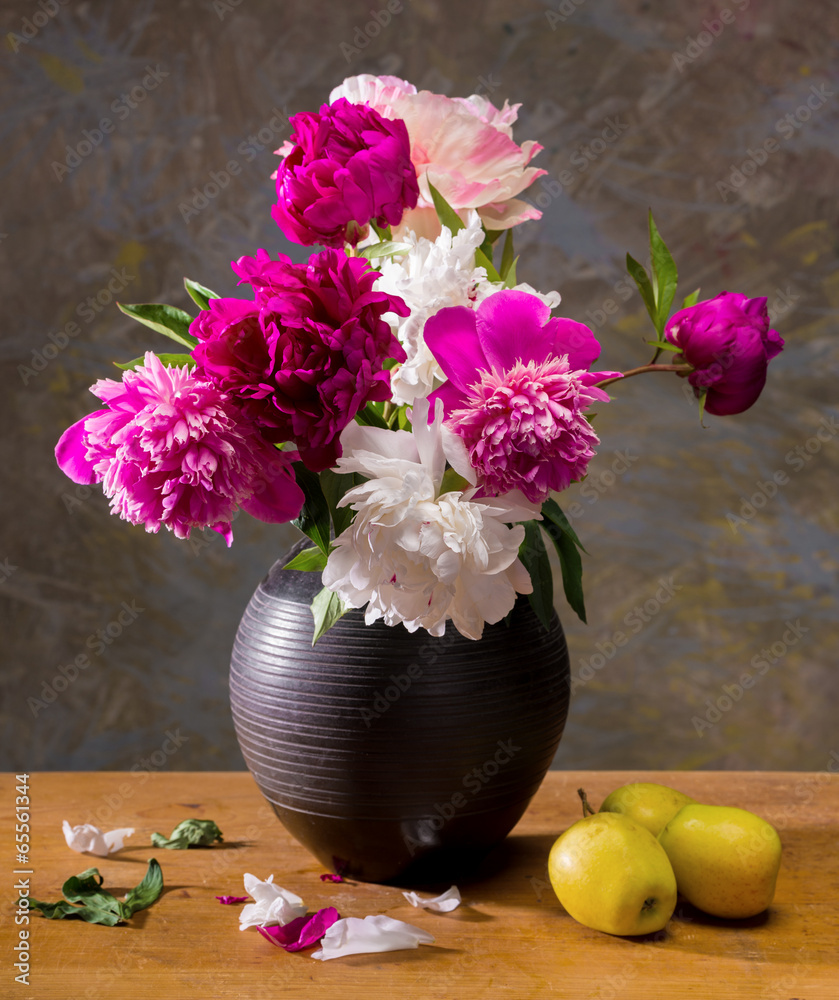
[1,770,837,999]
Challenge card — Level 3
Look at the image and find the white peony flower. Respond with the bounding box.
[322,399,539,640]
[239,873,308,930]
[373,211,561,404]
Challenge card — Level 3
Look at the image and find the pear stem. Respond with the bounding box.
[577,787,596,817]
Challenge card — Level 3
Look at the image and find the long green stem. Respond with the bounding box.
[595,363,693,389]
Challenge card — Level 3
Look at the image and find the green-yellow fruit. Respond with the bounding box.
[548,813,678,936]
[599,782,696,837]
[658,804,782,919]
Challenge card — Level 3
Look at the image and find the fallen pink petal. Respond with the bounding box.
[216,895,250,905]
[319,873,344,883]
[258,907,341,951]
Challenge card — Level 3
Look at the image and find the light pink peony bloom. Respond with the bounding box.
[426,291,621,503]
[55,353,304,544]
[329,75,546,239]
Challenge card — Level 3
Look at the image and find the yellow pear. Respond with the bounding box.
[548,812,677,936]
[599,782,696,837]
[658,804,782,918]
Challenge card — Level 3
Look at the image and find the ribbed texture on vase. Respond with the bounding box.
[230,552,570,883]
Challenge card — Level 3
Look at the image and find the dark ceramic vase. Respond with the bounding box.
[229,545,571,885]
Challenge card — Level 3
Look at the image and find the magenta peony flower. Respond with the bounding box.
[664,292,784,416]
[426,291,621,503]
[191,248,407,472]
[330,75,546,239]
[55,353,304,545]
[272,97,419,248]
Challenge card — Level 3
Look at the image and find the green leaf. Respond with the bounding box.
[117,302,198,350]
[359,240,410,260]
[500,229,515,281]
[478,225,504,263]
[150,820,222,851]
[183,277,220,311]
[120,859,164,918]
[26,861,164,926]
[681,287,701,309]
[475,246,502,283]
[292,464,332,556]
[643,340,681,354]
[648,211,678,334]
[427,180,465,236]
[540,499,587,624]
[626,253,657,330]
[541,497,588,554]
[310,587,349,644]
[354,403,389,429]
[503,255,519,289]
[439,466,470,494]
[519,521,554,633]
[319,468,362,537]
[114,352,195,372]
[283,545,328,572]
[370,220,392,241]
[26,898,90,921]
[396,406,412,430]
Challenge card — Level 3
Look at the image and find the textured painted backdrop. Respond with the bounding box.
[1,0,837,774]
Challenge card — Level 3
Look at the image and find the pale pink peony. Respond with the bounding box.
[426,291,621,503]
[55,353,303,544]
[329,75,546,239]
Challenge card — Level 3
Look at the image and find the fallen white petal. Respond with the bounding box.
[239,873,307,930]
[402,885,461,912]
[311,914,435,960]
[62,821,134,857]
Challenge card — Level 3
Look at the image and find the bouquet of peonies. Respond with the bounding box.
[56,74,784,642]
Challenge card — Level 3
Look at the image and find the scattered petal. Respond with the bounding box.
[62,821,134,857]
[320,873,345,883]
[239,874,308,930]
[216,895,250,905]
[311,914,435,961]
[258,907,341,951]
[402,886,461,912]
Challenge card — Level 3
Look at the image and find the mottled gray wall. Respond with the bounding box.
[1,0,837,774]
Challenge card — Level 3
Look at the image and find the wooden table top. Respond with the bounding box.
[2,770,838,999]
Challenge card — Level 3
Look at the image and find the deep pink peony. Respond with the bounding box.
[664,292,784,416]
[329,75,546,239]
[55,353,304,545]
[191,248,407,471]
[272,97,418,248]
[426,291,621,503]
